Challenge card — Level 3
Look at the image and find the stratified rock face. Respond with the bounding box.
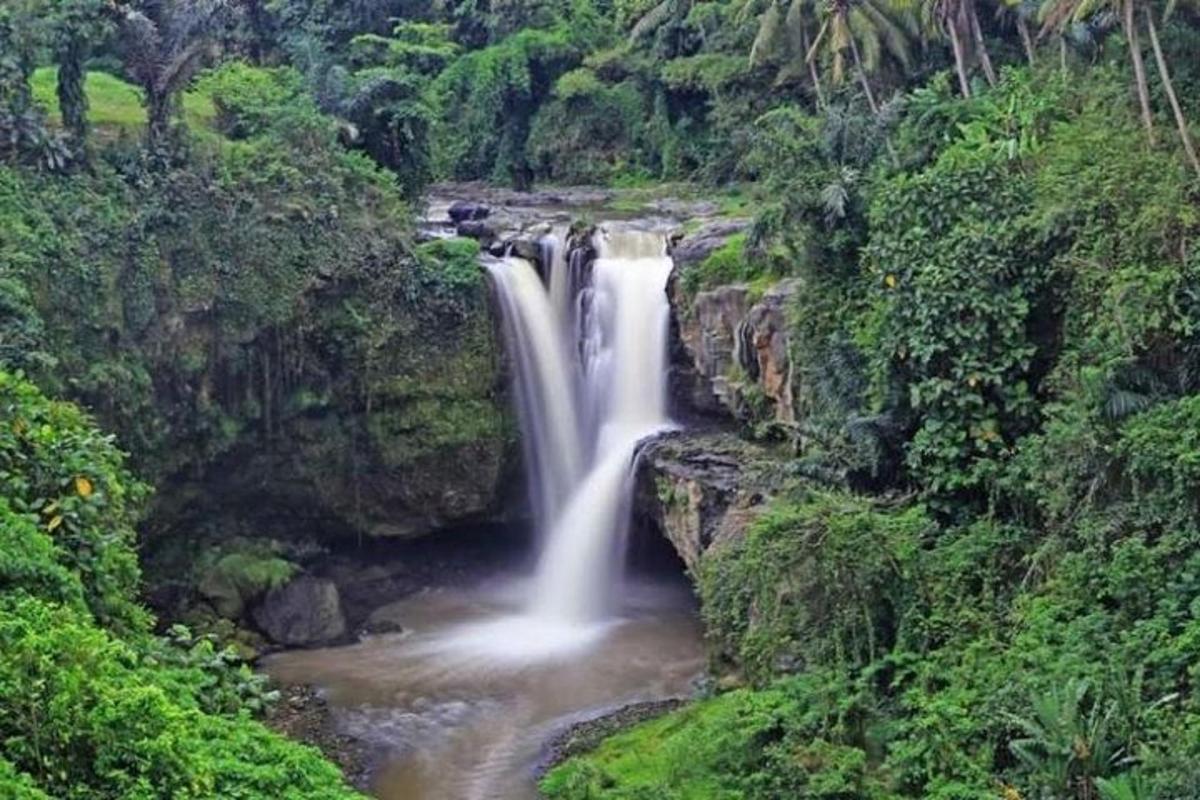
[635,432,786,573]
[737,281,800,423]
[672,283,751,417]
[669,221,800,426]
[253,576,347,646]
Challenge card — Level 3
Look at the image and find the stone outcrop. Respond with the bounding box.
[670,283,751,417]
[668,222,800,426]
[634,431,788,572]
[737,280,800,423]
[253,576,347,646]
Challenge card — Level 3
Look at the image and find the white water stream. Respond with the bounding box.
[264,225,693,800]
[528,228,675,623]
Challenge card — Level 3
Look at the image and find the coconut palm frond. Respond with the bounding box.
[751,2,787,65]
[860,0,915,67]
[629,0,673,42]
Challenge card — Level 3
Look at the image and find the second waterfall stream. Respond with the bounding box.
[488,226,675,630]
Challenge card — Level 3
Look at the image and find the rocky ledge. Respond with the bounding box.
[634,430,792,572]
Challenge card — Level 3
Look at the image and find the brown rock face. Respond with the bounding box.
[673,282,751,417]
[669,276,800,426]
[737,280,800,424]
[634,432,787,573]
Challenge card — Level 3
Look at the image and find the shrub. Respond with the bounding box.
[0,373,361,798]
[700,491,929,684]
[0,370,149,633]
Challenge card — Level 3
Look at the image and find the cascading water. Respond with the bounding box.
[486,256,582,533]
[264,223,702,800]
[488,226,675,628]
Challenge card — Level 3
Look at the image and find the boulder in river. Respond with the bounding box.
[253,576,347,646]
[448,201,491,223]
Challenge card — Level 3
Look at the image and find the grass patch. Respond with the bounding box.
[540,695,750,800]
[31,68,218,140]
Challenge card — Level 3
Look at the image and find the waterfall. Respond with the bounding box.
[488,227,674,626]
[485,258,582,534]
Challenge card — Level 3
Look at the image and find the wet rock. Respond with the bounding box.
[253,576,347,646]
[197,568,246,619]
[508,238,543,264]
[360,602,408,637]
[455,219,496,245]
[634,431,788,571]
[448,201,491,223]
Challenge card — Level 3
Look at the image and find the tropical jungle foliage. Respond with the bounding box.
[2,0,1200,797]
[0,372,360,798]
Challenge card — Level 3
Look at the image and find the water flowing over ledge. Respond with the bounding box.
[464,226,675,651]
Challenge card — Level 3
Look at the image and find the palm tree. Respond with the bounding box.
[737,0,916,115]
[1141,1,1200,176]
[922,0,997,97]
[1041,0,1155,143]
[628,0,694,42]
[804,0,916,115]
[1000,0,1039,66]
[1041,0,1199,176]
[114,0,232,149]
[50,0,113,160]
[748,0,828,108]
[925,0,976,95]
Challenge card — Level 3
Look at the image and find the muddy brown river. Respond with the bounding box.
[263,572,703,800]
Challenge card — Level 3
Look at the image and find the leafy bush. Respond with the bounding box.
[700,490,929,683]
[0,373,361,798]
[433,24,591,185]
[195,62,309,140]
[527,74,649,183]
[866,157,1047,502]
[0,370,149,633]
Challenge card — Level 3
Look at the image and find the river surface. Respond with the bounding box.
[263,570,703,800]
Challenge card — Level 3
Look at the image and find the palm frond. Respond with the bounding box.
[751,2,787,66]
[629,0,673,42]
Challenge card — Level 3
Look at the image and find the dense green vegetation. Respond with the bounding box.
[543,42,1200,800]
[2,0,1200,797]
[0,373,360,798]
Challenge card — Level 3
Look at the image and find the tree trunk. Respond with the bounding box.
[969,1,998,86]
[1060,36,1068,75]
[146,91,172,151]
[1123,0,1156,145]
[948,19,973,98]
[56,37,89,160]
[801,23,827,110]
[1017,17,1036,67]
[1144,7,1200,177]
[848,31,879,115]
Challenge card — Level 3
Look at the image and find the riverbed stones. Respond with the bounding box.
[253,576,347,646]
